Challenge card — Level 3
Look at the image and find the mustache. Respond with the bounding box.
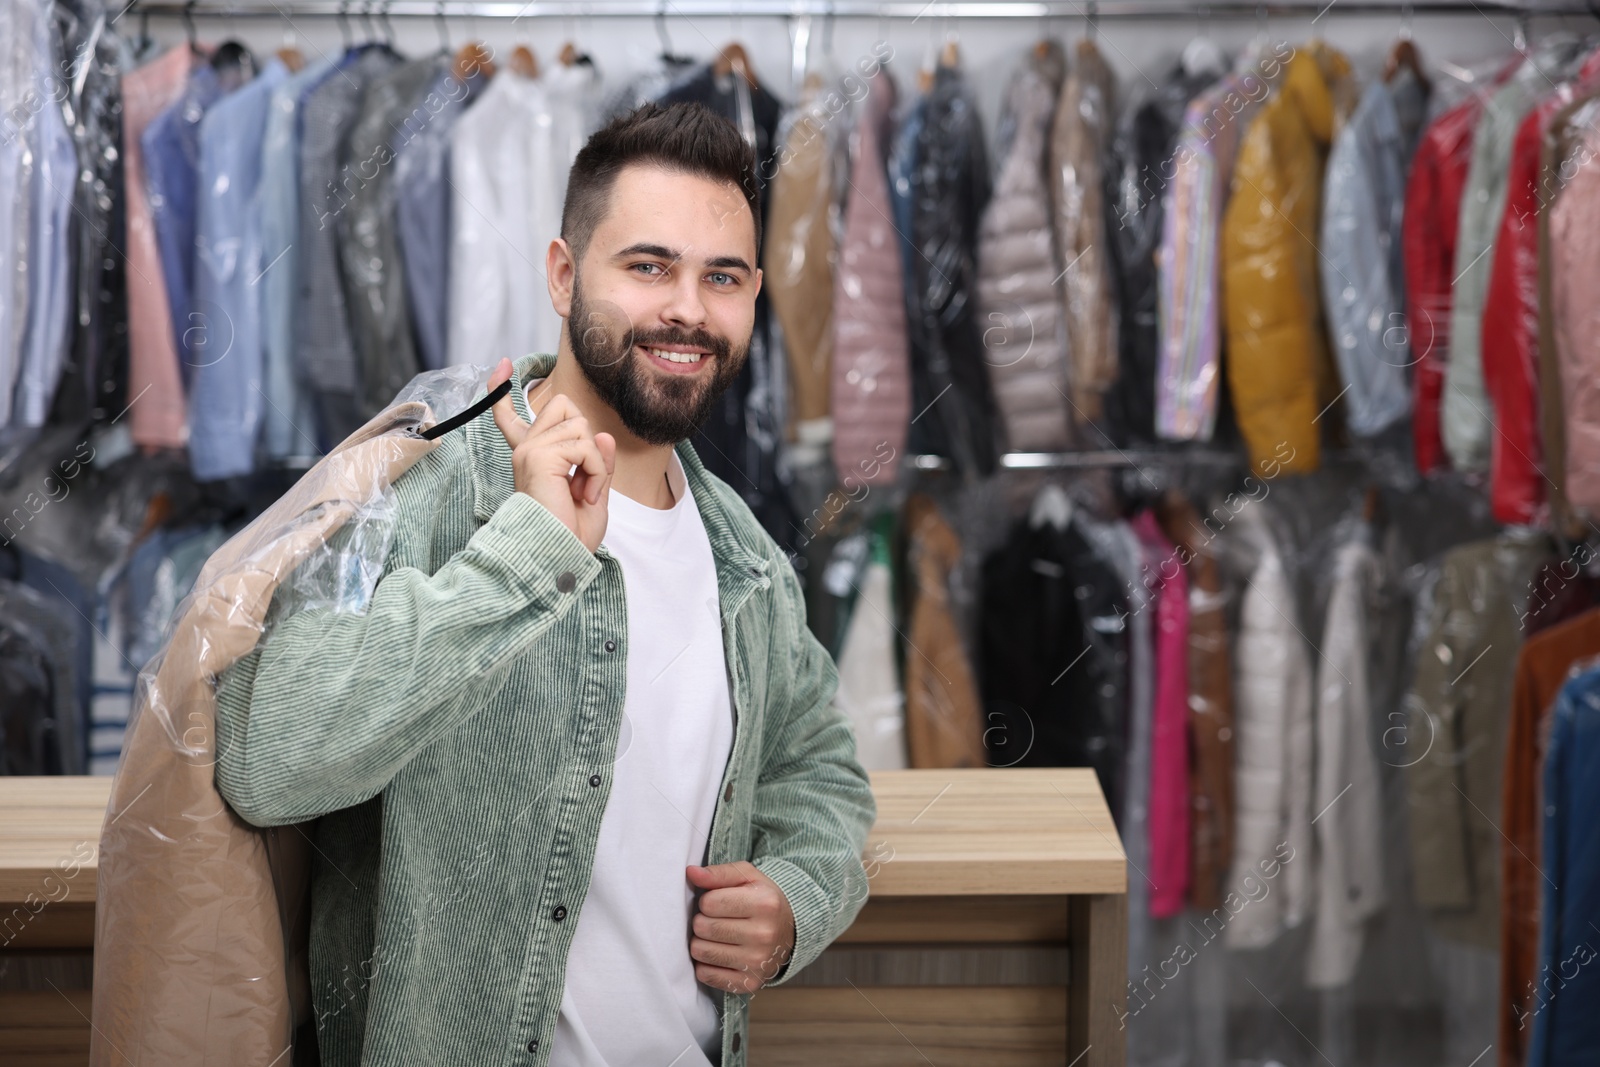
[629,329,731,360]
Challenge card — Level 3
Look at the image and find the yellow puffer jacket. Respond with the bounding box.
[1222,41,1355,476]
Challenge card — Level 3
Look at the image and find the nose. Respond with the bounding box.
[659,268,708,332]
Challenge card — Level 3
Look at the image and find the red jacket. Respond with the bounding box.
[1403,97,1482,474]
[1483,104,1557,524]
[1482,52,1600,525]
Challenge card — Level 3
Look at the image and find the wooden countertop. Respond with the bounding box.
[0,767,1125,913]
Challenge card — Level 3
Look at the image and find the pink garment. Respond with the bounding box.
[1134,510,1191,918]
[122,46,200,449]
[830,68,910,488]
[1550,104,1600,517]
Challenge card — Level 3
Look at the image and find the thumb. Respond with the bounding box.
[489,358,529,449]
[686,861,757,889]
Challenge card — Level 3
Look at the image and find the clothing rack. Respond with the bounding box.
[909,449,1250,471]
[123,0,1592,19]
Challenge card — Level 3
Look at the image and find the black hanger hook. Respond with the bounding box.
[181,0,199,52]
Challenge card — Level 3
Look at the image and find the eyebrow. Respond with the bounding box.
[612,242,753,277]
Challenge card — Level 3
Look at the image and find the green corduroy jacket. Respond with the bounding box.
[214,351,878,1067]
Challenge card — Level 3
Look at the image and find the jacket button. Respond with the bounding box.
[552,905,567,921]
[604,639,616,652]
[732,1031,741,1052]
[556,571,577,594]
[723,782,734,802]
[589,774,601,787]
[527,1038,539,1052]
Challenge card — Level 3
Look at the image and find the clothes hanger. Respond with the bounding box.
[453,40,496,81]
[275,23,305,72]
[713,41,759,91]
[509,43,540,79]
[181,0,204,58]
[1029,483,1075,532]
[433,0,451,55]
[655,2,694,70]
[336,0,354,51]
[1182,5,1227,79]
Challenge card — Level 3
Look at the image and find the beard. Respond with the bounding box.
[566,274,748,446]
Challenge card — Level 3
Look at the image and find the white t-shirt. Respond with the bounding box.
[529,381,735,1067]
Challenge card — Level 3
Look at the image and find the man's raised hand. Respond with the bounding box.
[489,357,616,554]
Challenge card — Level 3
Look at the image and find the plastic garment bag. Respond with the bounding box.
[1104,61,1220,447]
[57,0,135,427]
[1444,35,1586,474]
[906,62,1002,477]
[91,366,490,1067]
[1221,41,1353,478]
[978,494,1129,822]
[338,56,445,420]
[902,492,986,768]
[830,67,911,491]
[14,0,77,430]
[975,42,1070,453]
[1402,56,1514,475]
[1484,48,1600,527]
[1318,74,1426,440]
[1049,38,1118,435]
[764,77,839,465]
[1548,96,1600,522]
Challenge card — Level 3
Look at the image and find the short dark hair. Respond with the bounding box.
[561,102,762,265]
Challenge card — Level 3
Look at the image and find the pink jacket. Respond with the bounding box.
[831,69,911,488]
[1133,510,1190,917]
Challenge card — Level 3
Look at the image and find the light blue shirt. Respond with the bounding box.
[13,4,77,429]
[188,59,291,481]
[258,55,341,464]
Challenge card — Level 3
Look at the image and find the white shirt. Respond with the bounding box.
[447,65,598,369]
[529,380,735,1067]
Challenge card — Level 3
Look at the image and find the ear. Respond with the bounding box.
[548,237,578,319]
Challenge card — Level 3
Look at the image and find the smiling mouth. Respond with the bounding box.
[639,343,711,369]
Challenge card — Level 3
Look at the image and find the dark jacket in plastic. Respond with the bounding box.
[1105,62,1219,446]
[905,63,1003,478]
[979,509,1130,824]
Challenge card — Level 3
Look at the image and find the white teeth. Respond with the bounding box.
[644,346,703,364]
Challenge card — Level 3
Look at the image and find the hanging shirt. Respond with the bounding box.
[448,66,598,371]
[523,377,735,1067]
[258,54,342,463]
[188,58,291,481]
[13,16,74,429]
[142,62,239,388]
[394,66,485,373]
[296,44,404,448]
[122,45,205,451]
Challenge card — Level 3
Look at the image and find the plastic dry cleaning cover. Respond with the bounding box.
[90,363,498,1067]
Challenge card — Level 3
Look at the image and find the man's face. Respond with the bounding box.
[559,163,761,446]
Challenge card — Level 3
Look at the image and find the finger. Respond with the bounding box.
[526,393,584,435]
[590,432,617,506]
[693,884,765,919]
[689,936,757,972]
[692,961,764,995]
[686,861,757,890]
[692,911,753,946]
[489,359,530,449]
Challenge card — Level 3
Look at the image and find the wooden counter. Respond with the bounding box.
[0,768,1126,1066]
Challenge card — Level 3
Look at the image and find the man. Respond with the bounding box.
[214,102,877,1067]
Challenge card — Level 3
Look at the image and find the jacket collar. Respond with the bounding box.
[463,352,775,589]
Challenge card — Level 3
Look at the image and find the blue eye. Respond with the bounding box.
[708,272,736,286]
[633,262,663,276]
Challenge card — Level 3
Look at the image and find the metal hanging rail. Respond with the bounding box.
[125,0,1587,19]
